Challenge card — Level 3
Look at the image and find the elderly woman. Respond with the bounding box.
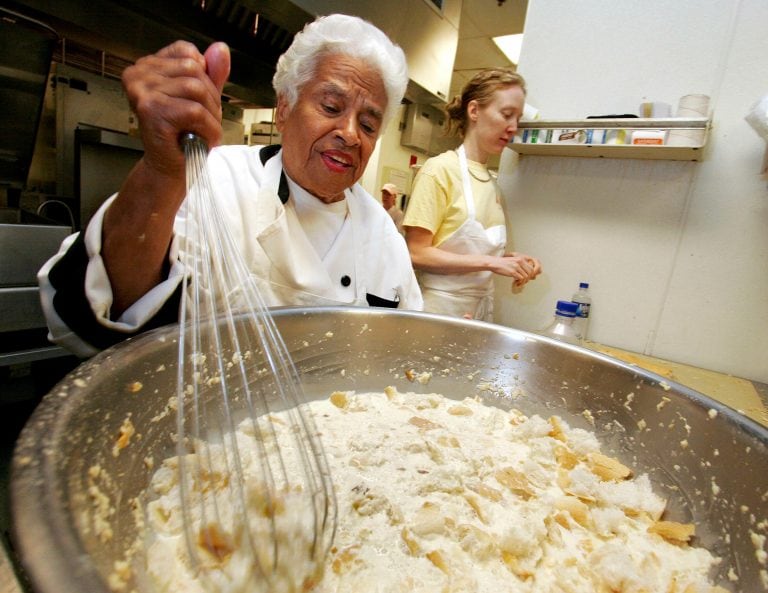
[39,14,422,358]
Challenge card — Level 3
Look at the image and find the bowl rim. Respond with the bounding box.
[10,306,768,593]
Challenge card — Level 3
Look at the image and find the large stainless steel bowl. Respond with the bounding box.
[11,307,768,592]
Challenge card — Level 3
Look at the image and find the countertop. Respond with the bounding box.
[588,342,768,427]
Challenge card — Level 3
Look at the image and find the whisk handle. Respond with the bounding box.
[180,132,208,151]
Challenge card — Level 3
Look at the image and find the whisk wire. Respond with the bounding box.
[172,134,336,591]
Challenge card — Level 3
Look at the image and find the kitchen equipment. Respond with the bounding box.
[0,7,58,190]
[11,307,768,592]
[172,135,335,591]
[0,11,76,381]
[0,212,71,366]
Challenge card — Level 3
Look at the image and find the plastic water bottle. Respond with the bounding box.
[571,282,592,341]
[539,300,581,345]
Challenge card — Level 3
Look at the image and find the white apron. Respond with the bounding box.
[419,145,506,321]
[250,151,370,307]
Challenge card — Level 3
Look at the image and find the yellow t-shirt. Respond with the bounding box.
[403,150,505,247]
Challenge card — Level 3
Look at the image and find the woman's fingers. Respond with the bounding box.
[122,41,230,174]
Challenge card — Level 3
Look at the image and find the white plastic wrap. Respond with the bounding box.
[745,94,768,141]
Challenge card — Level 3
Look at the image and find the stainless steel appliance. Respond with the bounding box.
[0,213,70,340]
[11,307,768,592]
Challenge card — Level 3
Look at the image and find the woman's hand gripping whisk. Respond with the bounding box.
[172,133,337,592]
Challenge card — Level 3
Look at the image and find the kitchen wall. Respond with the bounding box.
[494,0,768,383]
[360,104,434,201]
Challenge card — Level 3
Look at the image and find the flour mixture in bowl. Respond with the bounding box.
[143,387,725,593]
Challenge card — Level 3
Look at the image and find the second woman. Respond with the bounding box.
[403,68,542,321]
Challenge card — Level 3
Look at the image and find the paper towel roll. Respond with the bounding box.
[677,107,708,118]
[676,94,710,117]
[667,129,705,147]
[669,94,709,146]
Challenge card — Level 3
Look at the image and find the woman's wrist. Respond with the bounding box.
[484,254,501,274]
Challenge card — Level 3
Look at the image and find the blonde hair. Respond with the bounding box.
[445,68,527,137]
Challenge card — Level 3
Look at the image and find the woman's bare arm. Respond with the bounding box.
[101,41,230,316]
[405,225,540,284]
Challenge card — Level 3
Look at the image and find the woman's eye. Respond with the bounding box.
[323,104,340,114]
[360,121,376,134]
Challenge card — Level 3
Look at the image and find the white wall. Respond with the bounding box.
[361,104,431,201]
[495,0,768,383]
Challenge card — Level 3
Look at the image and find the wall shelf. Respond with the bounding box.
[509,117,711,161]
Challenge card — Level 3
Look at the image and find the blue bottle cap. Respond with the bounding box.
[579,282,589,289]
[555,300,579,317]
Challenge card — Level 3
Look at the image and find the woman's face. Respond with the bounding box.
[276,53,388,203]
[468,85,525,156]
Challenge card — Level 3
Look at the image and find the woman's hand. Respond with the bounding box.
[494,252,542,286]
[122,41,231,183]
[103,41,230,317]
[406,227,542,286]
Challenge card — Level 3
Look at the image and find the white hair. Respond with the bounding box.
[272,14,408,128]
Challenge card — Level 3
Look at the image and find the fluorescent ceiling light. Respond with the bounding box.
[492,33,524,65]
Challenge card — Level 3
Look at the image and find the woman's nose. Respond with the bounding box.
[336,114,361,146]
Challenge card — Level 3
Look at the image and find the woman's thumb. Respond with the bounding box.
[205,42,231,93]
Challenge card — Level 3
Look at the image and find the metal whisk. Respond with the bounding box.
[173,133,336,592]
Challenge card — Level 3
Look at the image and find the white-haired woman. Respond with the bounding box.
[39,14,422,358]
[403,68,541,321]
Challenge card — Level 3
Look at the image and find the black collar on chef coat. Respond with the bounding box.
[259,145,399,309]
[259,144,290,204]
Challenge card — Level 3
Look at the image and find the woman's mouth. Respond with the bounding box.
[321,151,354,173]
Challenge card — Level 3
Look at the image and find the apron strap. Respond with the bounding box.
[259,144,290,204]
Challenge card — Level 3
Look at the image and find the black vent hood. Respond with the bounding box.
[2,0,314,107]
[0,7,58,188]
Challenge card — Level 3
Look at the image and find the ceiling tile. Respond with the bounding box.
[449,0,527,102]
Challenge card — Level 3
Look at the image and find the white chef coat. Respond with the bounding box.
[38,145,422,357]
[419,145,506,321]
